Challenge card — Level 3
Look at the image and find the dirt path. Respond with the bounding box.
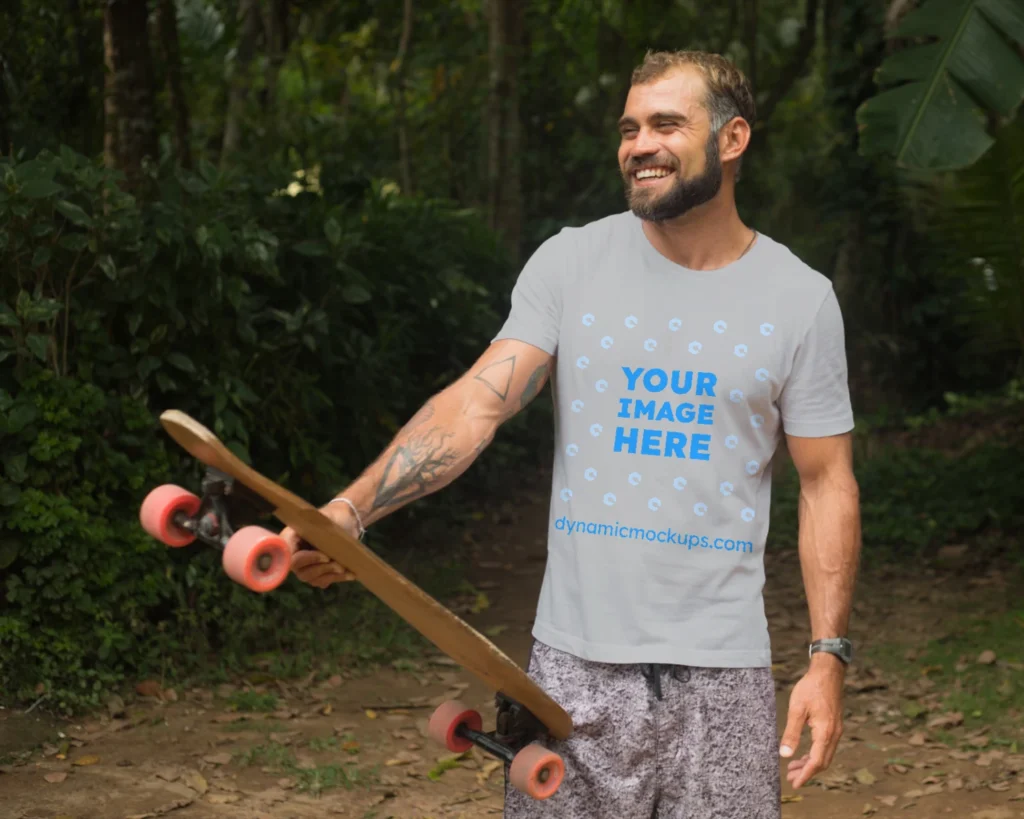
[2,488,1022,819]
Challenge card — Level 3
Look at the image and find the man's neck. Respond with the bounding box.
[640,195,754,271]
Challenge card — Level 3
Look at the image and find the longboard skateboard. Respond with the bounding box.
[139,410,572,800]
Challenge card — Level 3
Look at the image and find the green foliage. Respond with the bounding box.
[867,608,1024,743]
[857,0,1024,170]
[0,146,519,711]
[225,690,278,713]
[928,118,1024,374]
[770,401,1024,560]
[240,740,379,794]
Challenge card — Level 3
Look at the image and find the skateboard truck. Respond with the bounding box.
[140,469,292,593]
[428,693,565,799]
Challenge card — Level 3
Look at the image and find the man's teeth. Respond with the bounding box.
[636,168,672,179]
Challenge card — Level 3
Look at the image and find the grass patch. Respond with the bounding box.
[225,690,278,712]
[240,740,379,795]
[307,735,339,751]
[864,608,1024,744]
[768,438,1024,564]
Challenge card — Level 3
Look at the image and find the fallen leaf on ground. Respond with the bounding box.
[977,650,997,665]
[927,712,963,729]
[365,709,378,720]
[908,732,928,746]
[124,798,194,818]
[863,804,877,816]
[976,751,1004,767]
[477,760,502,783]
[855,768,877,785]
[206,793,241,804]
[385,751,421,766]
[44,772,68,783]
[72,755,100,766]
[202,753,232,765]
[136,680,163,698]
[877,795,898,807]
[182,771,208,794]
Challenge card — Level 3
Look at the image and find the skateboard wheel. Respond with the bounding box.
[222,526,291,593]
[428,700,482,753]
[509,743,564,800]
[140,484,201,547]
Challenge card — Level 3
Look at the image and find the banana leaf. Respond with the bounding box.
[857,0,1024,170]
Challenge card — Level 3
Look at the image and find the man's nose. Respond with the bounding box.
[630,129,660,159]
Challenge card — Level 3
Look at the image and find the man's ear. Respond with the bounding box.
[719,117,751,165]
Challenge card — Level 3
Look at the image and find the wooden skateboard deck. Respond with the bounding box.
[156,409,572,741]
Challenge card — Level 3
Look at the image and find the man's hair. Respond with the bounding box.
[631,50,756,134]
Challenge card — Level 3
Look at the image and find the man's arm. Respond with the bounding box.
[282,338,554,586]
[789,432,861,660]
[779,431,861,788]
[336,338,553,528]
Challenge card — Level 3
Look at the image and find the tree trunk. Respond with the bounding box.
[743,0,758,95]
[0,53,10,156]
[756,0,819,129]
[392,0,414,195]
[486,0,523,264]
[221,0,262,168]
[103,0,159,193]
[262,0,290,113]
[157,0,192,169]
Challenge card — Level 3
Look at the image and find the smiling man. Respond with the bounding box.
[283,50,862,819]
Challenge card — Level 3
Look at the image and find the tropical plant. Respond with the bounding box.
[929,116,1024,374]
[857,0,1024,170]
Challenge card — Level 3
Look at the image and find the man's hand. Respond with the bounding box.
[779,656,845,788]
[280,503,359,588]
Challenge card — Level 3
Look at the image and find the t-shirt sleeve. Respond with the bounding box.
[491,231,567,355]
[778,286,855,437]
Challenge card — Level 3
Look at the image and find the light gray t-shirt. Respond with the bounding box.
[493,211,854,668]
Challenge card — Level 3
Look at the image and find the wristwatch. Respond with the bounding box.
[809,638,853,665]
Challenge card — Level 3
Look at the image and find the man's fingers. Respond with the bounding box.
[823,720,843,768]
[279,526,302,554]
[292,550,331,571]
[791,731,830,788]
[779,700,807,758]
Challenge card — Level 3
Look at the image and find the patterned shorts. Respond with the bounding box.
[504,640,781,819]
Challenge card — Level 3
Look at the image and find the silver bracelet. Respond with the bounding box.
[326,497,366,540]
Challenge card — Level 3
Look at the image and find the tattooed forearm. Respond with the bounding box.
[519,363,550,410]
[370,426,458,512]
[330,342,554,531]
[473,355,516,401]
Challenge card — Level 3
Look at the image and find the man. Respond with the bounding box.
[282,50,861,818]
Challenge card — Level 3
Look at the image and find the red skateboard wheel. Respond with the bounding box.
[509,743,564,800]
[222,526,291,592]
[428,700,483,753]
[140,484,201,547]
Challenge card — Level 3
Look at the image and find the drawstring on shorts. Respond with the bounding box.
[640,664,690,700]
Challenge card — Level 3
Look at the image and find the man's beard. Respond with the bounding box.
[623,134,723,222]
